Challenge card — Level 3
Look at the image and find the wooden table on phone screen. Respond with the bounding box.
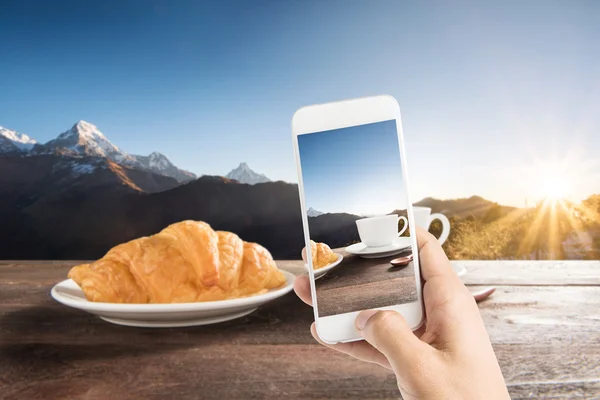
[1,258,599,400]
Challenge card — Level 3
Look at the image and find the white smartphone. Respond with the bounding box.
[292,95,424,344]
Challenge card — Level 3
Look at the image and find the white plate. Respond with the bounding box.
[453,263,467,277]
[304,253,343,280]
[345,237,412,258]
[50,270,296,328]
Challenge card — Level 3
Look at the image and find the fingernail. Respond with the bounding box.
[356,310,379,330]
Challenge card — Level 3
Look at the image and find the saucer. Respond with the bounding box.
[345,237,412,259]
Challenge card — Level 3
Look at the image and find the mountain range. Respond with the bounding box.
[0,121,511,260]
[0,120,291,259]
[20,121,196,183]
[0,126,37,154]
[1,121,270,185]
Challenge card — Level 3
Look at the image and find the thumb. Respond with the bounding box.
[356,310,426,372]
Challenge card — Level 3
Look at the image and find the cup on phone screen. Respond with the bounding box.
[355,214,408,248]
[412,206,451,245]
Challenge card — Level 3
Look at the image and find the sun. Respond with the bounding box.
[537,172,571,202]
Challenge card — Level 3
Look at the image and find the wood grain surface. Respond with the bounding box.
[457,260,600,286]
[315,248,417,316]
[1,259,599,399]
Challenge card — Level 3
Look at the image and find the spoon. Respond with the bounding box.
[390,254,413,267]
[472,287,496,303]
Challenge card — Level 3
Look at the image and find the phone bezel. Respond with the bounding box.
[291,94,424,344]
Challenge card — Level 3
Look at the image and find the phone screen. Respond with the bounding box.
[297,119,418,317]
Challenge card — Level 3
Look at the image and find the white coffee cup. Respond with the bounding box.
[355,214,408,248]
[412,206,451,245]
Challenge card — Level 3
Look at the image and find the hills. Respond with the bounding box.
[414,195,516,218]
[0,175,306,260]
[0,153,513,260]
[0,155,181,199]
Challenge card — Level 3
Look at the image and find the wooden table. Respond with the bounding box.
[316,248,417,317]
[1,260,599,399]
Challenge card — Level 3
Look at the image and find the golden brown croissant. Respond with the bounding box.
[301,240,338,270]
[68,220,287,303]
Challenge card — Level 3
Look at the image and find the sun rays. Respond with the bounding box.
[516,196,590,259]
[505,151,597,258]
[476,185,596,260]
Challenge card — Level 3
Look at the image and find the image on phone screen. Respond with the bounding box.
[298,119,418,317]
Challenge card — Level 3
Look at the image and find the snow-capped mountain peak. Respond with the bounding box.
[0,126,37,152]
[307,207,324,217]
[225,162,271,185]
[148,151,170,169]
[59,120,107,140]
[132,151,196,183]
[44,120,133,164]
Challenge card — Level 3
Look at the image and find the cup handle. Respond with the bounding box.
[428,213,450,245]
[397,216,409,237]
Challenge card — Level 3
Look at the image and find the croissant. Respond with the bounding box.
[301,240,338,270]
[68,220,287,303]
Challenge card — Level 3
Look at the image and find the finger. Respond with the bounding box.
[415,227,456,281]
[356,310,427,372]
[293,275,313,306]
[413,322,427,339]
[310,323,391,370]
[421,276,471,346]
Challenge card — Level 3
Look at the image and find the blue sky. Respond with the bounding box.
[1,1,599,206]
[298,120,407,216]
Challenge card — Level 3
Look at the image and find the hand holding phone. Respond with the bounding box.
[292,95,424,343]
[293,228,510,400]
